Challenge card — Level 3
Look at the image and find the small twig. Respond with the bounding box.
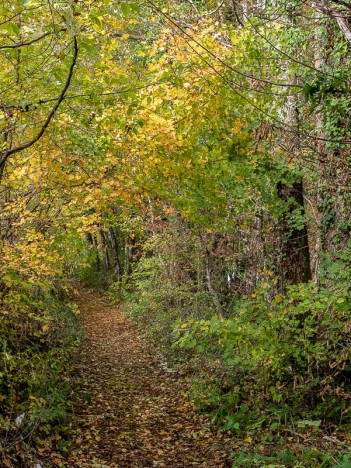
[111,31,147,41]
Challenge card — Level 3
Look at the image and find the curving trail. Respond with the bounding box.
[56,289,233,467]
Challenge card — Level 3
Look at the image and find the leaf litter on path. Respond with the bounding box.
[46,289,233,467]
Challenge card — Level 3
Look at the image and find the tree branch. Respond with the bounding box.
[315,1,351,46]
[0,36,78,168]
[111,31,147,41]
[2,82,161,112]
[0,29,66,50]
[331,0,351,10]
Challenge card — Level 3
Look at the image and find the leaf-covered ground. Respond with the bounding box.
[47,289,234,467]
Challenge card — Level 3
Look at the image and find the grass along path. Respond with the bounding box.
[48,288,234,467]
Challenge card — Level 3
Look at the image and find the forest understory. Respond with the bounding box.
[4,285,351,468]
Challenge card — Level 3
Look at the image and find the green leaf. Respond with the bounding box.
[297,419,321,428]
[120,3,131,16]
[130,3,140,14]
[90,14,102,27]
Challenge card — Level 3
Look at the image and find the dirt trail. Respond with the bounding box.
[58,289,233,467]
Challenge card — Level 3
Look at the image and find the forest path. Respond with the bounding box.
[59,288,233,467]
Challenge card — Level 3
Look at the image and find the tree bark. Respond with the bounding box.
[109,227,122,281]
[277,180,312,286]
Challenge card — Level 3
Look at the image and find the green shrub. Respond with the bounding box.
[174,264,351,428]
[0,285,82,460]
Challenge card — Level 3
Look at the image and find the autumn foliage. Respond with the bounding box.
[1,0,351,465]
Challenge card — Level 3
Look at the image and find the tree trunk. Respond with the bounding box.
[199,234,224,321]
[100,229,111,269]
[277,180,312,286]
[109,227,122,281]
[86,232,101,271]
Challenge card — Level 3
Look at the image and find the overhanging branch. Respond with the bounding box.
[0,36,78,168]
[0,29,66,49]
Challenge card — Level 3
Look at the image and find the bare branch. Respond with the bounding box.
[0,30,65,50]
[201,0,226,18]
[111,31,147,41]
[185,0,199,15]
[314,1,351,46]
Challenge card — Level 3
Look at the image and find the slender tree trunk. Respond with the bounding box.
[100,229,111,269]
[199,234,224,321]
[277,60,312,286]
[109,227,122,281]
[86,232,101,271]
[277,180,312,286]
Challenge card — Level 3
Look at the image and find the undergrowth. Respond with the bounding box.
[0,283,82,466]
[110,243,351,467]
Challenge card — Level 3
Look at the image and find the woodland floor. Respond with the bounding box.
[45,288,234,467]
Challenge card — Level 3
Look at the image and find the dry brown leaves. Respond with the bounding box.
[44,289,234,467]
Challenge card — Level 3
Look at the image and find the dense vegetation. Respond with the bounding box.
[1,0,351,465]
